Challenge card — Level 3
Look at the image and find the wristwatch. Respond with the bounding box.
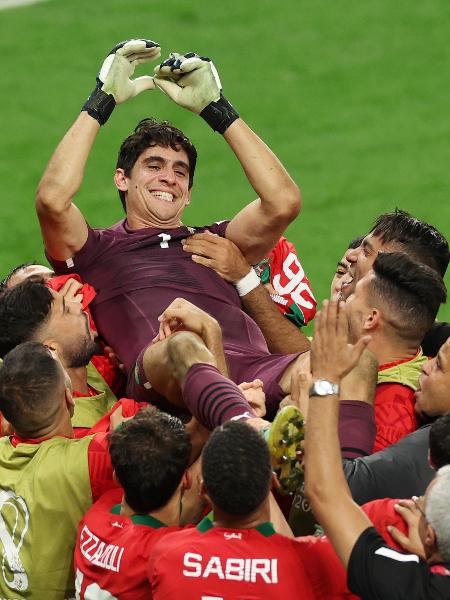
[309,379,340,397]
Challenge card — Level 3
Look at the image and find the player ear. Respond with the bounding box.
[364,308,380,332]
[185,188,192,206]
[64,386,75,416]
[182,469,192,491]
[200,479,212,504]
[114,168,129,192]
[424,522,438,554]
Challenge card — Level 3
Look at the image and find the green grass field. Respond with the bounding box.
[0,0,449,322]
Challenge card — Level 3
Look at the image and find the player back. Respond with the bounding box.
[148,518,315,599]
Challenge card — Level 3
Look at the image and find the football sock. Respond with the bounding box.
[181,363,256,429]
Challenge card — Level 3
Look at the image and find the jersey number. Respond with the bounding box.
[75,569,118,600]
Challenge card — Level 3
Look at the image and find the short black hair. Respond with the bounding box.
[371,209,449,277]
[116,118,198,211]
[369,252,447,344]
[202,421,272,516]
[0,281,53,358]
[109,407,191,514]
[429,413,450,470]
[0,342,65,436]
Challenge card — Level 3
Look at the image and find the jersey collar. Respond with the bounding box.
[196,515,276,537]
[110,504,167,528]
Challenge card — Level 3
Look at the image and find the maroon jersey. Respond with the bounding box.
[74,488,181,599]
[148,517,315,599]
[47,220,298,404]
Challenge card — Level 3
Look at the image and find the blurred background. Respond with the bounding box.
[0,0,449,323]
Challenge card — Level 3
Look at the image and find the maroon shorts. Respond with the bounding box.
[127,343,300,419]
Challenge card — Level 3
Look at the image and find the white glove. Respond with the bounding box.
[153,52,221,114]
[100,39,161,103]
[82,38,161,125]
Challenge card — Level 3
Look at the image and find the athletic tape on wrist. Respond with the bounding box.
[81,88,116,125]
[235,268,260,297]
[200,94,239,134]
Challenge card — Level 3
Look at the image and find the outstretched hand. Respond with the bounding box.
[311,300,371,383]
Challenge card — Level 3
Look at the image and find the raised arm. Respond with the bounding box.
[36,39,161,260]
[222,121,301,264]
[154,53,301,264]
[305,300,372,568]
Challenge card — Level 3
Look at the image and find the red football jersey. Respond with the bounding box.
[74,488,182,599]
[148,517,315,599]
[373,383,418,452]
[258,236,317,327]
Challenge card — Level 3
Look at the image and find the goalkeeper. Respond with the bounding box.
[36,39,305,416]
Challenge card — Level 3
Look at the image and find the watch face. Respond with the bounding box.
[317,380,333,395]
[311,379,339,396]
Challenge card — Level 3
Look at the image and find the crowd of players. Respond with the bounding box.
[0,37,449,599]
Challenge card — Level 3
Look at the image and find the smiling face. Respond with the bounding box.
[415,337,450,417]
[341,233,403,299]
[115,145,192,229]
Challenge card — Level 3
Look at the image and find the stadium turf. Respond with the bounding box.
[0,0,449,322]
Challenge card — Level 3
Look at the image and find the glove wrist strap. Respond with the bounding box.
[200,94,239,134]
[82,88,116,125]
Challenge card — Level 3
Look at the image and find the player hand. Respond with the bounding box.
[282,368,311,419]
[83,39,161,124]
[99,39,161,102]
[154,52,221,114]
[157,297,221,341]
[238,380,266,417]
[58,278,84,304]
[311,300,371,383]
[182,232,251,282]
[388,498,426,559]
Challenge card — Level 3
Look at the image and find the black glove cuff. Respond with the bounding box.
[200,94,239,134]
[81,88,116,126]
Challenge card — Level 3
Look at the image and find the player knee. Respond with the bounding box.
[167,331,216,381]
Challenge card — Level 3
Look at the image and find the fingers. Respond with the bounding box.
[59,279,83,302]
[182,237,220,258]
[131,76,157,95]
[388,525,412,550]
[154,78,183,102]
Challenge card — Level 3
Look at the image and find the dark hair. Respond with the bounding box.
[348,236,364,250]
[109,407,191,513]
[370,209,449,277]
[430,413,450,470]
[0,263,34,294]
[369,252,447,344]
[0,342,65,436]
[116,118,198,210]
[422,322,450,358]
[202,421,272,516]
[0,281,53,358]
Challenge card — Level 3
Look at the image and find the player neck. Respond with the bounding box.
[125,211,183,231]
[212,498,272,531]
[119,491,182,527]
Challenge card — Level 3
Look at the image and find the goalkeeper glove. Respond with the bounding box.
[154,52,239,134]
[82,39,161,125]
